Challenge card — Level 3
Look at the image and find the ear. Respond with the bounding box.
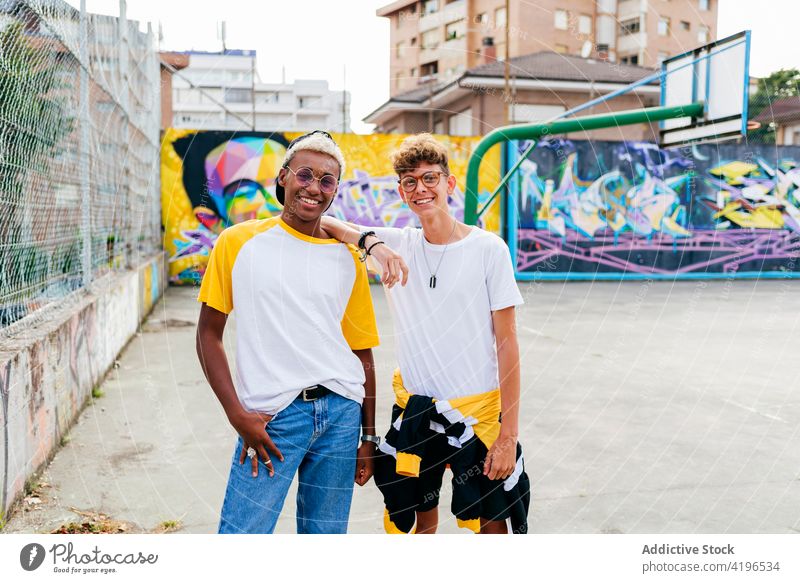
[278,168,287,186]
[446,173,457,194]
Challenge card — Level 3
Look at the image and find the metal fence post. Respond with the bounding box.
[79,0,92,286]
[119,0,131,269]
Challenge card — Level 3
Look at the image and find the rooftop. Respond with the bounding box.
[466,51,657,85]
[752,96,800,124]
[376,0,417,17]
[385,51,658,105]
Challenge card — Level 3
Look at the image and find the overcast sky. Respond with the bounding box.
[69,0,796,134]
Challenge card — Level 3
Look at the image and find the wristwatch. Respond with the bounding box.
[360,434,381,446]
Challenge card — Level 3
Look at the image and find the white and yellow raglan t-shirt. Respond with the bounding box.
[197,216,379,415]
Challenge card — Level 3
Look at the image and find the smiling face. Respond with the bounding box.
[278,149,340,224]
[397,162,457,219]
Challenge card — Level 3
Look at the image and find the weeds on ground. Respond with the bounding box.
[154,519,182,533]
[52,508,132,534]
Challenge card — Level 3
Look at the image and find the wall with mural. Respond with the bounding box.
[512,140,800,277]
[161,130,502,284]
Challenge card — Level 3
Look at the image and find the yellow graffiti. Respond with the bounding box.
[709,161,758,185]
[713,201,785,229]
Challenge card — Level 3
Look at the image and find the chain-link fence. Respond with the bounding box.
[0,0,160,336]
[747,69,800,146]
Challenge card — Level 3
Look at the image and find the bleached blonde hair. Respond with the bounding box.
[283,133,346,176]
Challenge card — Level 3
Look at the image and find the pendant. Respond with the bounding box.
[429,275,437,289]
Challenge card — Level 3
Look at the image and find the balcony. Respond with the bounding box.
[419,44,442,65]
[617,31,646,54]
[617,0,647,20]
[418,0,465,33]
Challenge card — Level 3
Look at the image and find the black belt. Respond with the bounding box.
[296,384,333,402]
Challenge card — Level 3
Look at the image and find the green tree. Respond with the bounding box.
[748,68,800,143]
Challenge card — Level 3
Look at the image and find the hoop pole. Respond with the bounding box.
[464,101,704,225]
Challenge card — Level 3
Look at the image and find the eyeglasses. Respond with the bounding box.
[284,165,339,194]
[398,171,448,193]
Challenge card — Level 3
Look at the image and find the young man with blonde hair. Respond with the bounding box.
[322,133,530,534]
[196,131,394,534]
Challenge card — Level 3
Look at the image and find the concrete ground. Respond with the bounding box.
[4,279,800,534]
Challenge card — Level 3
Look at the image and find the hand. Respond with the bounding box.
[483,433,517,481]
[354,442,376,486]
[319,216,337,238]
[367,239,408,288]
[230,410,284,478]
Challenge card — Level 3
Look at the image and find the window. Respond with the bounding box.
[474,12,487,24]
[297,95,317,108]
[224,88,251,103]
[396,42,404,58]
[410,36,417,46]
[424,0,438,15]
[494,6,507,27]
[421,29,440,49]
[554,9,568,30]
[511,103,565,124]
[697,25,709,43]
[579,15,592,35]
[555,44,568,54]
[620,54,639,65]
[448,107,472,136]
[497,42,506,60]
[445,19,465,41]
[420,61,438,77]
[619,18,640,36]
[699,0,709,10]
[658,17,670,36]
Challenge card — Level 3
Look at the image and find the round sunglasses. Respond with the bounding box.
[284,165,339,195]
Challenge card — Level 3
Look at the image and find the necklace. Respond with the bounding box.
[420,219,458,289]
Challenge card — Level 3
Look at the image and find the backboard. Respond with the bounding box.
[660,30,751,148]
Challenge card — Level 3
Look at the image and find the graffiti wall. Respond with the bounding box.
[161,130,502,284]
[513,140,800,277]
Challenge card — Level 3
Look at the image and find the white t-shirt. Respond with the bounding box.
[198,217,380,415]
[372,226,523,400]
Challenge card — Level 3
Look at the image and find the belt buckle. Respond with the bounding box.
[301,385,318,402]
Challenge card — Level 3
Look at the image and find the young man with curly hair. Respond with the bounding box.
[322,133,530,534]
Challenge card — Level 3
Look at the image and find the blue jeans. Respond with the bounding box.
[218,392,361,534]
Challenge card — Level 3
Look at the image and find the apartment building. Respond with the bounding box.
[165,49,351,132]
[379,0,718,96]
